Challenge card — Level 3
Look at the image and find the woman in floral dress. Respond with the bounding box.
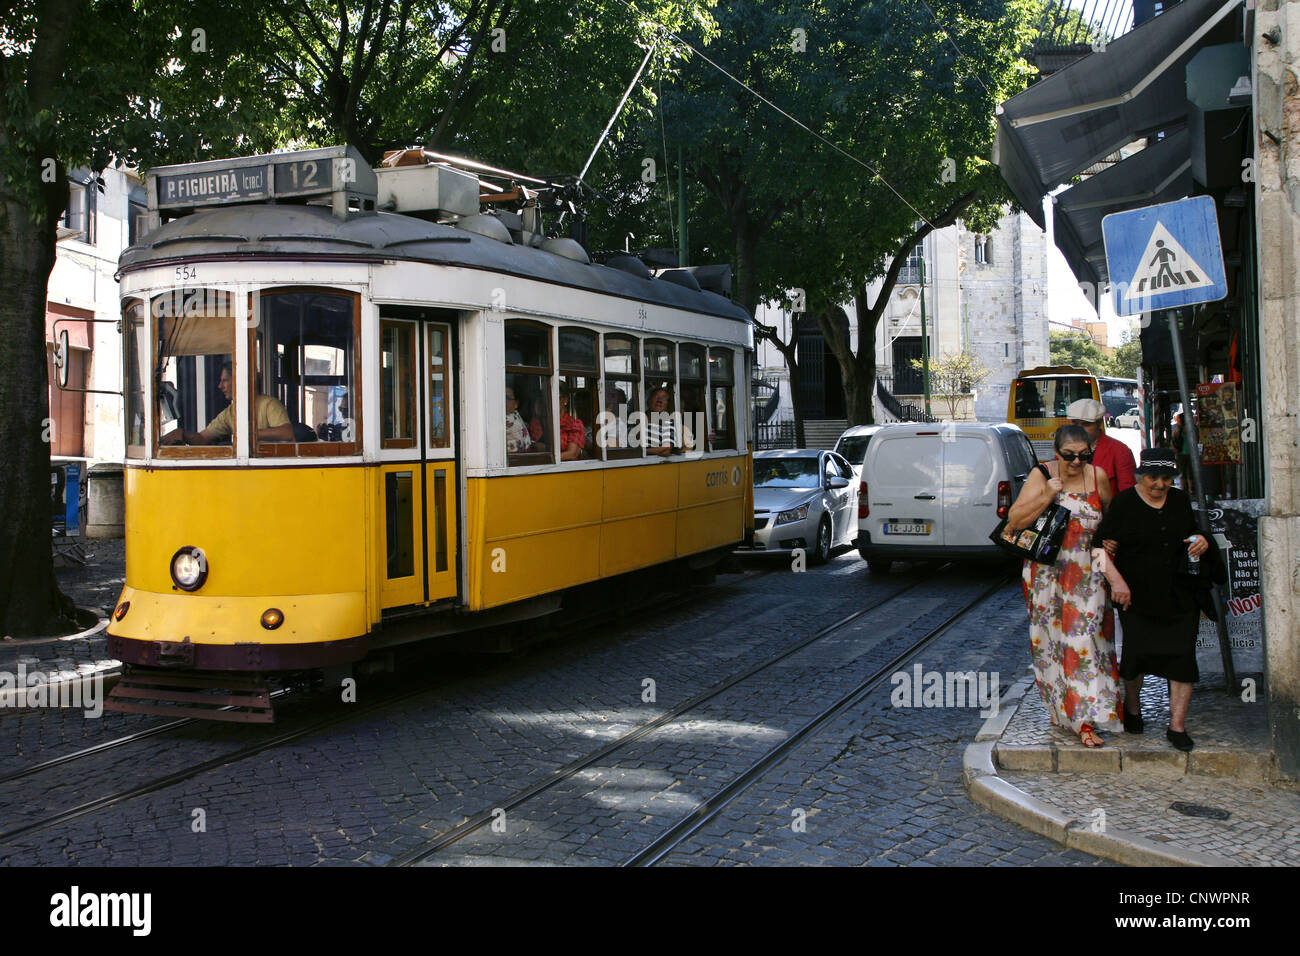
[1006,425,1121,746]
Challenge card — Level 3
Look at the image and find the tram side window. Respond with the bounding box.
[709,347,736,450]
[679,343,707,453]
[428,324,450,449]
[643,339,677,456]
[257,290,358,456]
[153,289,236,457]
[601,334,640,459]
[122,299,147,456]
[379,320,416,449]
[505,320,553,465]
[558,328,597,461]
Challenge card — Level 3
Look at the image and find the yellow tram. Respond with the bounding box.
[105,146,753,720]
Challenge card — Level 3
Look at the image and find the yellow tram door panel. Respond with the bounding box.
[424,461,458,603]
[376,463,425,610]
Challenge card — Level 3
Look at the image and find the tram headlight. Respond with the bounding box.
[170,546,208,592]
[260,608,284,630]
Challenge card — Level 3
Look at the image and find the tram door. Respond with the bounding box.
[376,308,458,611]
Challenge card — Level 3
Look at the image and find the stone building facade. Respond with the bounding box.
[753,207,1050,436]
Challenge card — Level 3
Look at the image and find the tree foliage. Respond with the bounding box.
[1050,329,1116,376]
[911,348,991,420]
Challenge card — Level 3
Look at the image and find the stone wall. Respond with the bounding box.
[1252,0,1300,780]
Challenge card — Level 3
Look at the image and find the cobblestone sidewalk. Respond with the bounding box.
[965,669,1300,866]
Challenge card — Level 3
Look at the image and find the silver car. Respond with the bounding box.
[743,449,858,563]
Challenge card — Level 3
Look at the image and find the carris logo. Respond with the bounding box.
[705,469,730,487]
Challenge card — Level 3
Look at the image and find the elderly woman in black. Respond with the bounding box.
[1096,448,1216,752]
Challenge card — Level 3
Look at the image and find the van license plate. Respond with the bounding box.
[884,522,930,535]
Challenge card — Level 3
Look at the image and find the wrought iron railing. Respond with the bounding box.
[756,420,797,450]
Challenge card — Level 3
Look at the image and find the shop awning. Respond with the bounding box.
[1051,126,1194,286]
[994,0,1240,231]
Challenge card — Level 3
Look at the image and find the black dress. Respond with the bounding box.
[1094,486,1201,682]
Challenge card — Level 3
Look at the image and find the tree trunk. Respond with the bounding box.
[0,201,75,635]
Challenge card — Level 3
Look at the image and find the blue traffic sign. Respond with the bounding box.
[1101,196,1228,316]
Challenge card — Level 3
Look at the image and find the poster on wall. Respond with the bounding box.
[1195,501,1263,675]
[1196,381,1240,465]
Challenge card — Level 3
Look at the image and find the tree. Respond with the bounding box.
[1050,329,1116,376]
[0,0,283,635]
[661,0,1040,431]
[911,349,991,420]
[1111,329,1142,378]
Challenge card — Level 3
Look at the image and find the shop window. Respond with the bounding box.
[255,290,359,457]
[380,320,417,449]
[601,334,640,459]
[558,327,597,461]
[709,347,736,450]
[505,320,553,465]
[153,288,235,458]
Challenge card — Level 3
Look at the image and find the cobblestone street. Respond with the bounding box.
[0,553,1107,866]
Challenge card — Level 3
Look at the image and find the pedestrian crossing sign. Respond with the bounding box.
[1101,196,1228,316]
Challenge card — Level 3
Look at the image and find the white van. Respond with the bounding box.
[854,422,1039,573]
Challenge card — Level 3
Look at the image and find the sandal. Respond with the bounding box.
[1079,724,1104,747]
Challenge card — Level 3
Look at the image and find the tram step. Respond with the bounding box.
[104,670,275,723]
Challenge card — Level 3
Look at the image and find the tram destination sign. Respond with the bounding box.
[151,146,376,212]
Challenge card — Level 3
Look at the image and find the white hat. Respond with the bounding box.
[1066,398,1106,422]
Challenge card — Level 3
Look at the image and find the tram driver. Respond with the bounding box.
[161,360,296,445]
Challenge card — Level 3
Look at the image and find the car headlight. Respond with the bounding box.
[775,504,810,525]
[170,546,208,592]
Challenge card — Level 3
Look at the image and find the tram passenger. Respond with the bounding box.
[644,386,677,456]
[161,361,295,445]
[599,385,629,451]
[505,385,533,453]
[559,388,589,461]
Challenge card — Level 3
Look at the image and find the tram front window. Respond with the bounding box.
[256,290,359,456]
[154,289,245,454]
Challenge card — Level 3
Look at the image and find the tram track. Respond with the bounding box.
[0,563,772,849]
[387,563,967,866]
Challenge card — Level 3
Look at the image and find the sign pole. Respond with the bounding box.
[919,252,932,417]
[1166,310,1236,688]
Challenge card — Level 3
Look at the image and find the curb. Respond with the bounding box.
[0,608,121,712]
[962,676,1236,867]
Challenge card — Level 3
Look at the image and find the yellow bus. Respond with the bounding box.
[1007,365,1101,462]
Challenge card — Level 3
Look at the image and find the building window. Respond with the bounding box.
[60,175,96,245]
[899,242,924,284]
[505,320,553,465]
[128,197,148,246]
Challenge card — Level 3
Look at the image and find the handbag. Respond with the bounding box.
[988,464,1072,564]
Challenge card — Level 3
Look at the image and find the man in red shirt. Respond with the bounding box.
[1067,398,1136,493]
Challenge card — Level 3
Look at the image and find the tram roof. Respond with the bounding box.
[119,204,751,324]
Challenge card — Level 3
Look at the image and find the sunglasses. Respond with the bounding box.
[1058,451,1093,462]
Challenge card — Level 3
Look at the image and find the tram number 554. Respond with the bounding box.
[175,265,198,281]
